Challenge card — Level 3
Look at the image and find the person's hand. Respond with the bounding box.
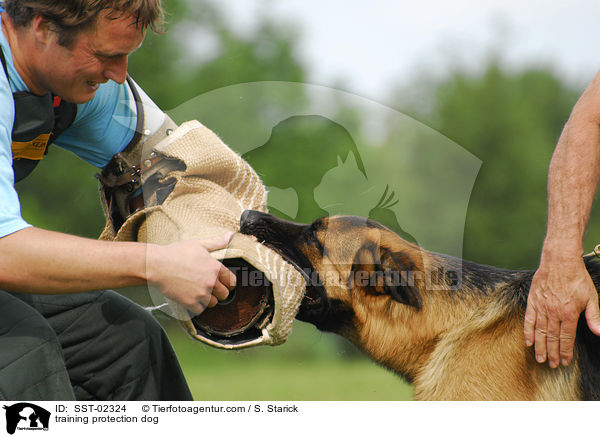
[146,232,237,314]
[524,256,600,367]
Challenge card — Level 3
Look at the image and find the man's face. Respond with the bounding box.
[37,11,146,103]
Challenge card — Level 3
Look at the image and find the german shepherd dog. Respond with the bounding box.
[240,210,600,400]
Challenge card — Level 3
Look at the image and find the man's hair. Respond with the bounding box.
[3,0,164,46]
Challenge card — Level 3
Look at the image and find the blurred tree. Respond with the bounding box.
[410,62,581,269]
[15,148,104,237]
[128,0,305,110]
[243,115,366,222]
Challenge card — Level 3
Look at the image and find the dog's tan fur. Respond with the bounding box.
[242,213,594,400]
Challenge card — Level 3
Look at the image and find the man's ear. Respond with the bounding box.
[350,242,423,310]
[31,14,55,46]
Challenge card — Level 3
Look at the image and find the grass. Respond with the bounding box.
[122,286,414,400]
[164,321,414,401]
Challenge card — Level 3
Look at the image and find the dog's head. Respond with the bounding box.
[240,210,426,337]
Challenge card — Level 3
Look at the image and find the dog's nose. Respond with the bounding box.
[240,210,269,230]
[241,210,308,241]
[240,209,253,227]
[240,210,279,236]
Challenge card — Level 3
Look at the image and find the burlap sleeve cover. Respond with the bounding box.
[98,120,306,349]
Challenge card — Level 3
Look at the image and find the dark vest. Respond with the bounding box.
[0,48,77,182]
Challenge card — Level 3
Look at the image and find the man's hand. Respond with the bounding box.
[524,256,600,367]
[146,232,237,315]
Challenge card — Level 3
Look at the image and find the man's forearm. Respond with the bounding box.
[0,227,149,293]
[543,78,600,258]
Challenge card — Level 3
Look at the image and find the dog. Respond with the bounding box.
[240,210,600,400]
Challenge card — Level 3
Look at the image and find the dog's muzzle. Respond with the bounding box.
[240,210,331,325]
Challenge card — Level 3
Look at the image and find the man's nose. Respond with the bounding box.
[103,56,128,84]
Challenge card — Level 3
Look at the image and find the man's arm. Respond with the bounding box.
[0,226,236,314]
[524,71,600,367]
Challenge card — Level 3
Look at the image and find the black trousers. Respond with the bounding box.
[0,289,193,401]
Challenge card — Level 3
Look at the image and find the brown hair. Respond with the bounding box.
[3,0,164,46]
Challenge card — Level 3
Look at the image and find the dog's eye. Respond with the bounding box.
[306,231,325,256]
[302,228,316,242]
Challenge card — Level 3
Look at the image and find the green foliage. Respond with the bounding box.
[15,148,105,238]
[243,114,366,222]
[413,63,581,269]
[128,0,305,111]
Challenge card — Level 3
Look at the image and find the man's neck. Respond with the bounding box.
[1,12,47,95]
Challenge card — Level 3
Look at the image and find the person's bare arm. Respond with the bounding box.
[524,71,600,368]
[0,226,236,314]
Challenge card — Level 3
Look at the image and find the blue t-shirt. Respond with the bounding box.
[0,14,137,237]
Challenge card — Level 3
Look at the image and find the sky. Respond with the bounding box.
[216,0,600,105]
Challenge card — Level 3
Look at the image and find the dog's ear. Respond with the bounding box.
[350,243,423,310]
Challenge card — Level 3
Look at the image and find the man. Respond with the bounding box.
[525,73,600,368]
[0,0,236,400]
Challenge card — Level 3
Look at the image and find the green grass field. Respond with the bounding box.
[165,321,414,401]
